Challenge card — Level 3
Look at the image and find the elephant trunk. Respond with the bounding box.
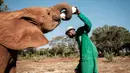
[52,2,72,20]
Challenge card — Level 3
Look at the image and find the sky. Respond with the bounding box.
[4,0,130,48]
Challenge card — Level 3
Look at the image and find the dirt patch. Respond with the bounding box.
[16,57,130,73]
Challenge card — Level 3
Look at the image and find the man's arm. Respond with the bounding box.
[78,13,92,33]
[72,6,92,33]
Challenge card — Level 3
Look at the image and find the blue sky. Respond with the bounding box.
[4,0,130,48]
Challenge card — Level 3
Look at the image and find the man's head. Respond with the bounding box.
[65,26,76,38]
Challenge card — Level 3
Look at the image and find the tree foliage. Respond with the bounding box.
[0,0,8,12]
[91,25,130,56]
[49,36,79,57]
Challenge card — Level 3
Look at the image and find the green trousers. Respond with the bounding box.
[75,58,98,73]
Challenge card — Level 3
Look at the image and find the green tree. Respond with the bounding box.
[49,36,78,57]
[0,0,8,12]
[18,48,37,57]
[91,25,130,56]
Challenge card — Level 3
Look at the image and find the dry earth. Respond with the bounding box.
[17,57,130,73]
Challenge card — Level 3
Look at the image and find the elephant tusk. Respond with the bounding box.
[60,12,66,19]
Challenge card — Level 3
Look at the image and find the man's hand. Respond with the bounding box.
[61,6,80,19]
[72,6,80,15]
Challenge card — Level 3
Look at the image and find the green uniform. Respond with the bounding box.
[75,13,98,73]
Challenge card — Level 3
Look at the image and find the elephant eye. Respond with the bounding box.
[47,9,50,15]
[48,12,50,15]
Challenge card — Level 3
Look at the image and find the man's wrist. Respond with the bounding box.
[77,10,80,15]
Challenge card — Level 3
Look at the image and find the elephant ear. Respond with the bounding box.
[0,10,49,50]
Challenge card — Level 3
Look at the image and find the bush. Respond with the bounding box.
[18,47,79,61]
[104,52,114,62]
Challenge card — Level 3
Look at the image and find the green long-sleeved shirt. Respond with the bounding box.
[76,13,98,60]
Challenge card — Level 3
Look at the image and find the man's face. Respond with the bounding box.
[66,29,76,38]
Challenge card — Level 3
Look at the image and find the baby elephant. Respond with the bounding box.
[0,2,72,73]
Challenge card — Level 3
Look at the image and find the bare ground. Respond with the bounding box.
[16,57,130,73]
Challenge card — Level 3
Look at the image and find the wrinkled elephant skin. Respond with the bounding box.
[0,2,72,73]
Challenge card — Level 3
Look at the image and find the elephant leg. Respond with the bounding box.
[5,58,17,73]
[0,45,10,73]
[5,49,18,73]
[9,67,16,73]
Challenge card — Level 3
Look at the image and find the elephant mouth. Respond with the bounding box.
[52,16,61,28]
[53,21,60,28]
[53,15,61,22]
